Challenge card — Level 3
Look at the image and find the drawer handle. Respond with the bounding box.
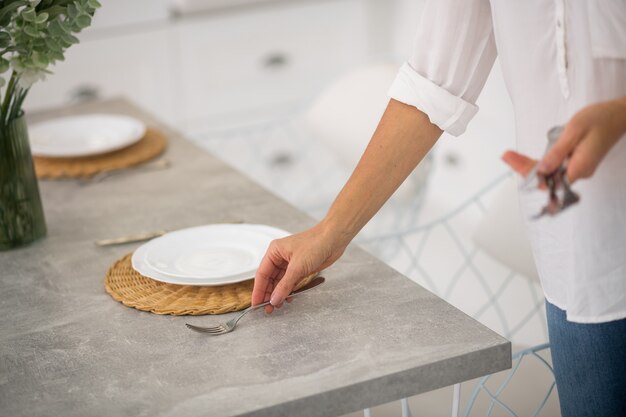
[69,85,100,103]
[261,52,289,70]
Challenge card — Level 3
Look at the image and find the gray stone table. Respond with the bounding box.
[0,98,510,417]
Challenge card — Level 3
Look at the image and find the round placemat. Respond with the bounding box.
[104,253,317,315]
[33,128,167,179]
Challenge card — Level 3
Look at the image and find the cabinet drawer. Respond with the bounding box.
[175,0,369,124]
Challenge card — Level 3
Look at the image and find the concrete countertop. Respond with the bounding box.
[0,98,510,417]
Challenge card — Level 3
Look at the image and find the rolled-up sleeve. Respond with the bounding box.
[388,0,497,136]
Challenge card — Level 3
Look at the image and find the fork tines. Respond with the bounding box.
[186,323,226,334]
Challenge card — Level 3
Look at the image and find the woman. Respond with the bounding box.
[252,1,626,415]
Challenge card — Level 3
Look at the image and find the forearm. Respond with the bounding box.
[320,99,442,244]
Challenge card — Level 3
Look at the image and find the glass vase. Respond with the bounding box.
[0,114,47,250]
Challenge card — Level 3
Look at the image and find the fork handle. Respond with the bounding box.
[232,276,324,325]
[245,276,325,314]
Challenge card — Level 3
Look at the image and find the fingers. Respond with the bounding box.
[537,123,583,174]
[566,130,606,183]
[251,253,276,307]
[501,151,536,177]
[263,268,286,314]
[263,276,275,314]
[270,262,305,308]
[252,240,288,314]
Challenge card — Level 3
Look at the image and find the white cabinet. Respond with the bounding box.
[25,28,179,125]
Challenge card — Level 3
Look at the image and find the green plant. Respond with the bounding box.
[0,0,100,130]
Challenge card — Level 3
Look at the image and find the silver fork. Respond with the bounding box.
[560,171,580,208]
[186,276,325,335]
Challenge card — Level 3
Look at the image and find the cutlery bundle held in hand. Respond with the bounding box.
[522,126,581,219]
[532,165,580,219]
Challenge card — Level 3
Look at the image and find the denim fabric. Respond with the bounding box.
[546,301,626,417]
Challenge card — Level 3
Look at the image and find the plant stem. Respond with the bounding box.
[6,88,16,122]
[1,71,17,128]
[10,87,28,121]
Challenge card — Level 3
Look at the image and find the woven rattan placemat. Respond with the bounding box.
[34,128,167,179]
[104,253,317,315]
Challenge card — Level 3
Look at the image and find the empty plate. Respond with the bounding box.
[131,224,289,286]
[29,114,146,158]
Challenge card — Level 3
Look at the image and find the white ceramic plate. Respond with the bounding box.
[29,114,146,158]
[131,224,289,286]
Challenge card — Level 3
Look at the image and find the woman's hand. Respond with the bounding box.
[503,97,626,180]
[251,222,350,314]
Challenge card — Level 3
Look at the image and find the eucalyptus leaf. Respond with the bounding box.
[56,36,71,48]
[0,14,10,27]
[32,38,46,49]
[31,52,48,68]
[38,5,66,19]
[23,25,40,38]
[74,13,90,29]
[74,1,86,14]
[47,18,67,36]
[34,12,48,24]
[22,8,36,22]
[66,3,77,18]
[0,31,10,47]
[48,49,63,61]
[68,20,81,32]
[86,0,101,9]
[44,36,61,51]
[0,57,9,73]
[61,32,78,44]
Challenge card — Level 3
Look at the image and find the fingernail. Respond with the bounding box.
[270,294,281,306]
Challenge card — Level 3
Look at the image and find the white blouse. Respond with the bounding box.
[388,0,626,323]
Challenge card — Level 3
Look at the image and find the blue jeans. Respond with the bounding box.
[546,301,626,417]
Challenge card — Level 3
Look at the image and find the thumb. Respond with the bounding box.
[270,263,305,307]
